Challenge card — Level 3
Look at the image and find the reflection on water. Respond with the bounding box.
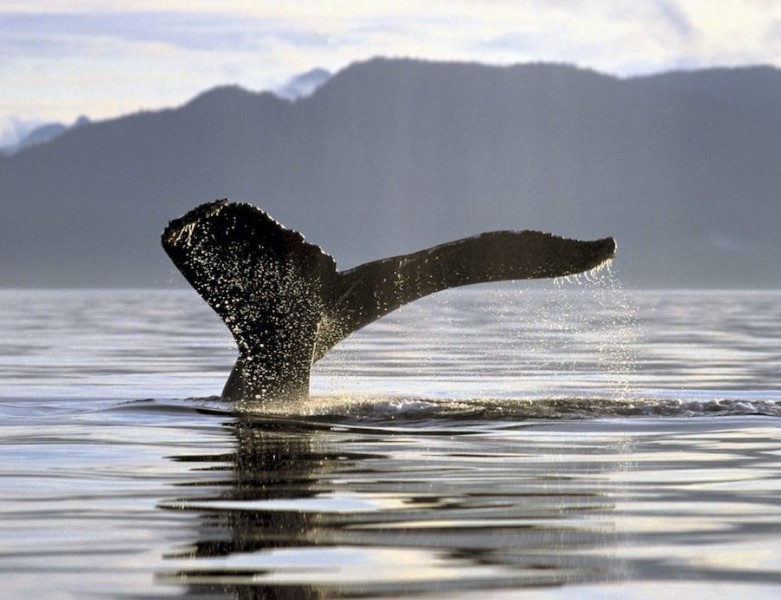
[1,288,781,598]
[156,414,781,598]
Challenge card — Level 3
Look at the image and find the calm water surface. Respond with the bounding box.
[1,284,781,599]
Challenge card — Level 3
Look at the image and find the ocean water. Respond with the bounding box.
[1,282,781,599]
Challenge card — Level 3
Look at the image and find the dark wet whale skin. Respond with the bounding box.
[162,200,615,403]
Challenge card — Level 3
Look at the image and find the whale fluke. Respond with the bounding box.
[162,200,616,403]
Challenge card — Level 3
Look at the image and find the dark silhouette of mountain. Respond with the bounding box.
[1,58,779,288]
[628,66,781,126]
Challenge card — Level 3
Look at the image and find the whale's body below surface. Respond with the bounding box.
[162,200,616,404]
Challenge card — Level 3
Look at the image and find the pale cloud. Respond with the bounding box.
[1,0,779,124]
[672,0,781,67]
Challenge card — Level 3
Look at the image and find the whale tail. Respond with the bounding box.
[162,200,616,403]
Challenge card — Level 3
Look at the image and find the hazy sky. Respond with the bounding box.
[2,0,779,128]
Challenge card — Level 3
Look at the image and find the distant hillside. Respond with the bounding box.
[1,58,779,288]
[0,116,90,156]
[0,116,43,149]
[273,67,331,101]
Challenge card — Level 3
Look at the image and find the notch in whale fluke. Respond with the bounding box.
[162,200,616,405]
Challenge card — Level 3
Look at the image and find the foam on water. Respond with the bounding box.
[172,391,781,422]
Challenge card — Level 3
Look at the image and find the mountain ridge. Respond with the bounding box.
[1,58,778,288]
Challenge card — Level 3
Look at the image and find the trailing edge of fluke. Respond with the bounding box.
[162,200,616,404]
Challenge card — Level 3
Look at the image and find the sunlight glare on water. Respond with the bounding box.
[314,270,639,408]
[1,286,781,598]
